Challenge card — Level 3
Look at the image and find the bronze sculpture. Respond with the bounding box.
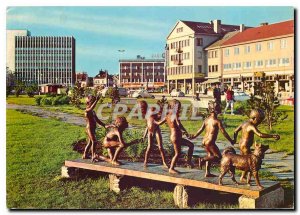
[102,116,129,165]
[219,142,269,189]
[82,94,106,162]
[189,101,235,177]
[158,99,194,174]
[234,109,280,182]
[143,104,168,168]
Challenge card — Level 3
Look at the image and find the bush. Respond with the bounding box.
[35,96,43,106]
[40,97,52,105]
[234,100,249,115]
[25,84,38,97]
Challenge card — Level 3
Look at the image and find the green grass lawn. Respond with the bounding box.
[6,95,36,105]
[7,109,240,209]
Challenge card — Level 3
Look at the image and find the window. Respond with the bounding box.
[266,59,276,67]
[244,61,252,69]
[224,49,230,57]
[280,39,287,49]
[234,47,239,55]
[214,51,218,58]
[215,65,218,72]
[196,38,203,46]
[177,27,183,33]
[267,42,274,50]
[256,43,262,52]
[198,65,202,72]
[244,45,251,54]
[279,58,289,65]
[224,64,232,70]
[255,60,263,67]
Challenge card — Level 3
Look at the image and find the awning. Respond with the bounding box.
[201,78,220,84]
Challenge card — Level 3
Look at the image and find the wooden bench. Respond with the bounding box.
[62,159,284,209]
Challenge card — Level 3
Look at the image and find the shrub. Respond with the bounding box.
[40,97,52,105]
[35,96,43,106]
[25,84,38,97]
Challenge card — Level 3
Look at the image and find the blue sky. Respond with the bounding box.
[6,6,294,76]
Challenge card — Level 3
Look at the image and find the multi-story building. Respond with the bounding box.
[6,30,76,86]
[76,72,89,87]
[93,70,113,88]
[165,20,242,94]
[205,20,294,95]
[119,56,165,90]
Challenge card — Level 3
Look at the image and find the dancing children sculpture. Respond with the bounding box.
[102,116,129,165]
[82,94,107,162]
[233,109,280,182]
[158,99,194,174]
[189,101,235,177]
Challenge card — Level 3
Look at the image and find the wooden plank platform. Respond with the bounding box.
[64,159,280,198]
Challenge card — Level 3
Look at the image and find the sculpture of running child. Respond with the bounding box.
[139,100,168,168]
[158,99,194,174]
[102,116,129,166]
[83,94,106,162]
[234,109,280,182]
[189,101,235,177]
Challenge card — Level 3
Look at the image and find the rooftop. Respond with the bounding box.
[222,20,294,46]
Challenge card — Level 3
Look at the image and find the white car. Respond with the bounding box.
[170,89,185,97]
[234,91,250,101]
[132,90,155,99]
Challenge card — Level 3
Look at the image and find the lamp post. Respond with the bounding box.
[118,50,125,87]
[189,35,195,95]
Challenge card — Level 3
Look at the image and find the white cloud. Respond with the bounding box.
[7,10,167,40]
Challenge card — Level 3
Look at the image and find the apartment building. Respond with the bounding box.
[93,70,113,88]
[165,20,242,94]
[6,30,76,86]
[205,20,294,95]
[75,72,89,87]
[119,56,165,90]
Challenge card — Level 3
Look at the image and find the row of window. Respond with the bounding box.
[121,66,163,70]
[16,68,73,72]
[167,65,202,75]
[224,39,288,57]
[121,78,163,83]
[208,50,218,58]
[122,72,164,76]
[208,65,219,73]
[170,38,204,49]
[16,37,73,48]
[223,58,290,70]
[171,52,190,61]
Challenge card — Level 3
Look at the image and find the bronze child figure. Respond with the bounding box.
[189,101,235,177]
[159,99,194,174]
[102,116,129,165]
[82,94,106,162]
[234,109,280,182]
[219,143,269,190]
[143,104,168,168]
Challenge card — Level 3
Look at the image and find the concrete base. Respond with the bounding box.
[109,174,124,193]
[173,185,189,209]
[239,187,284,209]
[61,166,79,179]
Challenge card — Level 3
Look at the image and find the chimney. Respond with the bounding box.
[260,22,268,26]
[213,19,221,34]
[240,24,245,32]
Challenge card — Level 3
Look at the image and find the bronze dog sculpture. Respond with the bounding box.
[219,142,269,189]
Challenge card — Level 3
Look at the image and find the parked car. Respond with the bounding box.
[118,87,128,97]
[170,89,185,97]
[233,91,250,101]
[132,90,155,99]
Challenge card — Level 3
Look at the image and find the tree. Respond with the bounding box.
[245,73,287,130]
[14,80,25,97]
[69,85,83,108]
[108,86,120,105]
[25,83,38,97]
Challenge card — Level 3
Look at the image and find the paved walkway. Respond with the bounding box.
[7,103,294,185]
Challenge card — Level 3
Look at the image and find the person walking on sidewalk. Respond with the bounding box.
[224,86,235,115]
[213,83,222,114]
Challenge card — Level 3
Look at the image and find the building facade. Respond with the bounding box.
[165,20,242,94]
[205,20,294,95]
[7,30,76,86]
[93,70,113,88]
[76,72,89,87]
[119,56,165,90]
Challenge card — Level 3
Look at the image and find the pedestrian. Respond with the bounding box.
[224,86,235,115]
[213,83,222,114]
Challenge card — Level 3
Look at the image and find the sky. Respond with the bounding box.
[6,6,294,76]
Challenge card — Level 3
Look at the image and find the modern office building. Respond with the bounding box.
[165,20,243,94]
[205,20,294,95]
[119,56,165,90]
[6,30,76,86]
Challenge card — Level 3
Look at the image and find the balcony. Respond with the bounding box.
[174,60,183,66]
[176,47,183,53]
